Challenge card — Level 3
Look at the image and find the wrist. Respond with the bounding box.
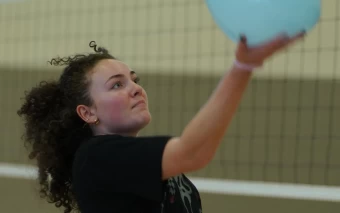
[233,59,260,71]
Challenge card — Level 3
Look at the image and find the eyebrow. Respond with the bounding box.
[105,71,137,84]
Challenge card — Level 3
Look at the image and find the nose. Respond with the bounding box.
[130,81,143,97]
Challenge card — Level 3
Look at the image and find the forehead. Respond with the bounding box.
[91,59,133,80]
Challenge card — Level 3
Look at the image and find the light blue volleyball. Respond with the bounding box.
[206,0,321,46]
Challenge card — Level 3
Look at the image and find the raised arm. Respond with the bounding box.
[162,33,305,180]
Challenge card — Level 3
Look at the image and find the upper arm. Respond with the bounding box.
[161,137,206,180]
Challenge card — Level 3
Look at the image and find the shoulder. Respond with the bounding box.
[79,134,172,148]
[76,134,172,155]
[72,134,173,173]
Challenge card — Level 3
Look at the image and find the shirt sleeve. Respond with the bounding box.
[79,134,172,202]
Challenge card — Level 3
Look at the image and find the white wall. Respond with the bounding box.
[0,0,339,79]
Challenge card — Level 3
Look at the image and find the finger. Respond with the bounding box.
[237,34,248,52]
[287,31,306,44]
[261,33,291,56]
[235,34,249,61]
[274,31,306,53]
[261,30,306,57]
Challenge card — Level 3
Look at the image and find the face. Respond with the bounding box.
[84,59,151,136]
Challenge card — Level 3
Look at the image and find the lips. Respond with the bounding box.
[133,100,146,108]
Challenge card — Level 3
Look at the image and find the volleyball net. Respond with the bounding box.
[0,0,340,203]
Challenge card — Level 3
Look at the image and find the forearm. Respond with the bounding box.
[180,66,252,165]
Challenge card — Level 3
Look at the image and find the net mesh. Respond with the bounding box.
[0,0,339,186]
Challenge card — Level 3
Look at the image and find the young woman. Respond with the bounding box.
[17,33,304,213]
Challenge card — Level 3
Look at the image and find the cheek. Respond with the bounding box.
[97,95,129,120]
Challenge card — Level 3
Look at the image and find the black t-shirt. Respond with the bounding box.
[72,134,202,213]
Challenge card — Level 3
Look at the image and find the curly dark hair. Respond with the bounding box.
[17,41,116,213]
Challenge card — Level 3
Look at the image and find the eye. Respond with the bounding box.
[112,82,123,89]
[134,77,140,84]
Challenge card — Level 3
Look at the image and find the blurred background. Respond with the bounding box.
[1,0,340,212]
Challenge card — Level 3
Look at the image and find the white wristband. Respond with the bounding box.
[233,59,259,71]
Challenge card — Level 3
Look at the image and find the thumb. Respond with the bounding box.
[237,35,248,52]
[235,35,248,61]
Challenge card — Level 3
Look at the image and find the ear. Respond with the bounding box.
[76,104,96,124]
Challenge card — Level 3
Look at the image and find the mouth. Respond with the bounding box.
[132,100,146,108]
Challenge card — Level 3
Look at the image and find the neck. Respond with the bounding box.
[92,125,139,137]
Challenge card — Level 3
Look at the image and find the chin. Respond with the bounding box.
[130,111,151,132]
[140,112,152,127]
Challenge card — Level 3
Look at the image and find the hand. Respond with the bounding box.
[235,32,306,67]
